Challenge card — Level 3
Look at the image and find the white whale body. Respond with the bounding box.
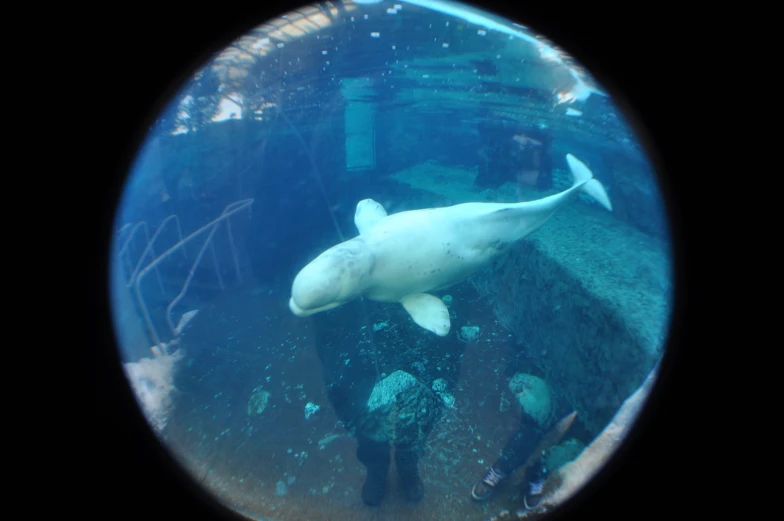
[289,154,611,336]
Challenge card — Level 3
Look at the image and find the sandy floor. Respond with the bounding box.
[159,283,571,521]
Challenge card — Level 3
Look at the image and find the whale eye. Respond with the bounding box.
[103,2,680,521]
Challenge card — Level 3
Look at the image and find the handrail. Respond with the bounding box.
[131,199,254,348]
[126,214,188,287]
[116,221,165,294]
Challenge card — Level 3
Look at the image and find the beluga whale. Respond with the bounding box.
[289,154,612,336]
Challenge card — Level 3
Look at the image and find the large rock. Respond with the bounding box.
[358,370,444,448]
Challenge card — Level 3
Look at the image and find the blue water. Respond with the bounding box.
[110,2,672,520]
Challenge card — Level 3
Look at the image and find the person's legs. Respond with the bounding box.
[394,444,425,502]
[385,380,442,502]
[356,436,391,506]
[471,412,545,501]
[495,413,545,474]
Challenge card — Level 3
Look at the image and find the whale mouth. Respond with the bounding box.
[289,297,343,317]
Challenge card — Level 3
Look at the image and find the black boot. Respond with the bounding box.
[395,447,425,503]
[357,439,391,507]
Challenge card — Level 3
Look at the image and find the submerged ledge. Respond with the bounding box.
[390,161,671,435]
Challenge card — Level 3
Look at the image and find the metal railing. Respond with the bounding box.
[117,199,254,349]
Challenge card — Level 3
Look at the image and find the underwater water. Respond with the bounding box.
[110,1,673,520]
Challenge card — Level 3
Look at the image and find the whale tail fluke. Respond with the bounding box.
[565,154,612,211]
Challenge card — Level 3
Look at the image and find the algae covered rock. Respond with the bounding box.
[304,402,320,420]
[248,386,271,416]
[509,373,553,427]
[431,378,448,393]
[459,325,480,341]
[432,378,457,409]
[367,370,419,412]
[360,370,443,447]
[544,437,586,471]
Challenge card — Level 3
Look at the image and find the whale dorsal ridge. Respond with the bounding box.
[400,293,451,337]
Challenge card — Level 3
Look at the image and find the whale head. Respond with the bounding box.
[289,239,375,317]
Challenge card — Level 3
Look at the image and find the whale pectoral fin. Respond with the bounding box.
[354,199,388,235]
[400,293,451,337]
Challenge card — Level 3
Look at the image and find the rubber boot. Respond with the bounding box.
[395,447,425,503]
[357,439,390,506]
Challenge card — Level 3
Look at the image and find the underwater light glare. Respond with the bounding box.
[108,1,674,521]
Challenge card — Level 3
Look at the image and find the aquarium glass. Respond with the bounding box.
[109,1,674,519]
